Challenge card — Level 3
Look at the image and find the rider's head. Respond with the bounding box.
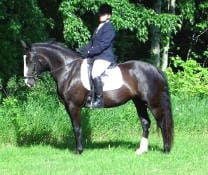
[98,4,112,22]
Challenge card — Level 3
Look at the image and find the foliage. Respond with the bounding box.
[166,56,208,96]
[176,0,208,64]
[0,0,48,81]
[0,0,207,83]
[59,0,180,48]
[178,0,208,31]
[0,74,72,145]
[0,78,3,102]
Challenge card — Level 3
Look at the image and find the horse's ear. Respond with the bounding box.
[20,40,31,52]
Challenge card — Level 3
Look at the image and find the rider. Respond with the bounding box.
[79,4,116,108]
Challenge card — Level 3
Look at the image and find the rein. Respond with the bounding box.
[50,58,81,73]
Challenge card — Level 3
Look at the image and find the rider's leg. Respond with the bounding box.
[92,76,103,107]
[91,59,111,108]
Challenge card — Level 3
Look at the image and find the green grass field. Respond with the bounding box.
[0,133,207,175]
[0,95,208,175]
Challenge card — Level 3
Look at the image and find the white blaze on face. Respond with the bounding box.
[23,55,28,77]
[23,55,29,85]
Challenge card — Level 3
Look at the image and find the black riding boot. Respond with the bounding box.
[92,76,103,108]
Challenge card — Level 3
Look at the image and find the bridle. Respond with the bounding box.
[24,53,81,80]
[23,54,40,80]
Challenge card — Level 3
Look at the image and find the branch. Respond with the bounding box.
[194,28,208,42]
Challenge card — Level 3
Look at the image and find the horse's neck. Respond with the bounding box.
[39,48,65,71]
[37,45,81,84]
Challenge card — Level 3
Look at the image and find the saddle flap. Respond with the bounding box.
[80,59,123,91]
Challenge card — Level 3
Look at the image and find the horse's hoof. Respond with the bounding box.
[135,148,148,156]
[163,148,171,154]
[164,144,171,153]
[74,149,83,155]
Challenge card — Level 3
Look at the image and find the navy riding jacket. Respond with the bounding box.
[80,21,116,63]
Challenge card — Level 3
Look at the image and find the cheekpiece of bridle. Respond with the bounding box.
[23,51,81,80]
[24,53,40,80]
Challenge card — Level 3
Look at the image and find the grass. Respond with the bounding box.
[0,92,208,174]
[0,133,207,175]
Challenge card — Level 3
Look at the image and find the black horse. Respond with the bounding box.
[22,41,173,155]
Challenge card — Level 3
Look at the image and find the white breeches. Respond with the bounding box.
[92,59,111,79]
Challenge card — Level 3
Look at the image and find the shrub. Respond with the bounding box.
[0,78,3,103]
[0,97,20,144]
[166,56,208,96]
[0,74,73,146]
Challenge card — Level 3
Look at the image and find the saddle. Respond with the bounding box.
[80,59,123,91]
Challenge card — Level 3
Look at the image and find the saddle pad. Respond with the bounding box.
[80,59,123,91]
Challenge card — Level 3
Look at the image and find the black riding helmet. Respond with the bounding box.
[98,4,112,16]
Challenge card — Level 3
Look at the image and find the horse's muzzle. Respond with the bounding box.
[24,77,36,87]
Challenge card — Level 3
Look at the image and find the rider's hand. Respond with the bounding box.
[76,48,88,58]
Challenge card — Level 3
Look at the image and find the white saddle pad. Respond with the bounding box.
[80,59,123,91]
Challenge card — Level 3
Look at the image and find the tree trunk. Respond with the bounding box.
[150,0,161,67]
[161,0,176,71]
[161,38,169,71]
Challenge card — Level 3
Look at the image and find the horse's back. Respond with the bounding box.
[119,60,165,82]
[118,60,166,101]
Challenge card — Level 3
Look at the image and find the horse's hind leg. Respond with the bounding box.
[133,99,151,155]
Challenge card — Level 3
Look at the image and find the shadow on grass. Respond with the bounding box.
[84,140,163,153]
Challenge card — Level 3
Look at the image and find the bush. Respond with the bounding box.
[0,97,20,144]
[0,74,73,146]
[166,56,208,96]
[0,78,3,103]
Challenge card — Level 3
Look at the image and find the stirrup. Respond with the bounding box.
[85,96,103,108]
[91,97,104,108]
[85,94,94,109]
[85,100,103,108]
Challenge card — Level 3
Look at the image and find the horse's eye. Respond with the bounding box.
[26,53,33,63]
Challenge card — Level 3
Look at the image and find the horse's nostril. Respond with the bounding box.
[25,78,35,88]
[26,82,32,87]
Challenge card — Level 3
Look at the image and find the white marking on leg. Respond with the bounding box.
[135,137,148,155]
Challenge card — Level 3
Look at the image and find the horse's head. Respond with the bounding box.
[21,40,44,87]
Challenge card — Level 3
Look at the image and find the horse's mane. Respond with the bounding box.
[32,41,81,58]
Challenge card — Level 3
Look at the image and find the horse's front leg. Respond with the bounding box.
[66,103,83,154]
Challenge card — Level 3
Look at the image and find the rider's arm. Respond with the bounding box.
[79,40,92,57]
[88,25,115,57]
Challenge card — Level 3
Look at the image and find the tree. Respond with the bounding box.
[161,0,176,71]
[0,0,48,82]
[150,0,162,67]
[175,0,208,65]
[59,0,180,64]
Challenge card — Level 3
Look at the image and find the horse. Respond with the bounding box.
[21,41,173,155]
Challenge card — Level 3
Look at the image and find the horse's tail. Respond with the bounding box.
[158,69,174,152]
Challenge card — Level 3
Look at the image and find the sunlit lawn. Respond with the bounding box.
[0,132,207,175]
